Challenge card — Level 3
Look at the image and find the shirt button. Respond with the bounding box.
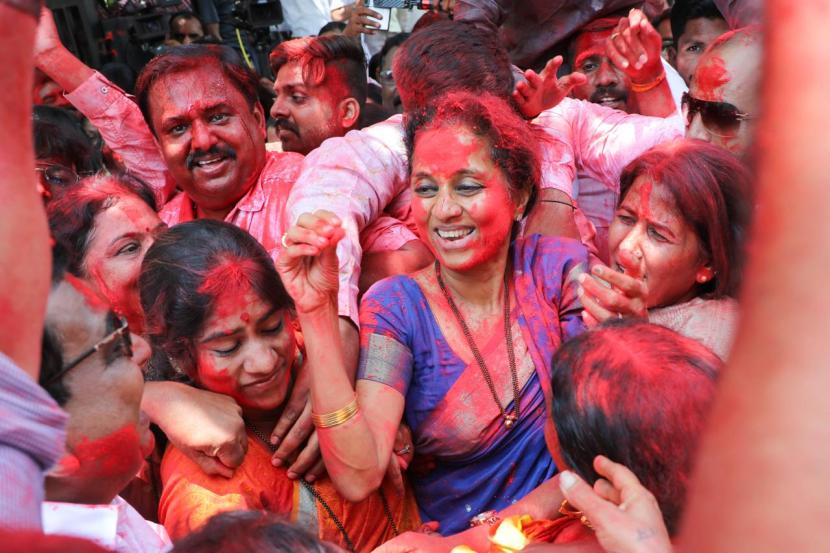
[100,86,109,94]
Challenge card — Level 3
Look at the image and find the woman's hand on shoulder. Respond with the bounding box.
[579,264,648,326]
[276,210,345,315]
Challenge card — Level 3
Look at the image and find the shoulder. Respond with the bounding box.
[516,234,590,268]
[362,274,421,307]
[263,151,304,178]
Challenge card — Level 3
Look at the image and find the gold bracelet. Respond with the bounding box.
[311,396,359,428]
[630,70,666,93]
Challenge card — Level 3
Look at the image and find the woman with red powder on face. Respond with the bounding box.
[139,220,420,550]
[579,139,751,360]
[276,91,589,536]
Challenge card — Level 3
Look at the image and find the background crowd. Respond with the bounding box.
[4,0,826,552]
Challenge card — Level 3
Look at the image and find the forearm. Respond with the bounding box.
[0,8,48,378]
[630,75,676,118]
[525,189,580,239]
[298,302,386,500]
[34,44,94,95]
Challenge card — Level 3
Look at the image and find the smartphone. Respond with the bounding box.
[365,0,394,31]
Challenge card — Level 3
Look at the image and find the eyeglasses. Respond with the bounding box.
[681,92,756,137]
[35,164,81,188]
[45,313,133,386]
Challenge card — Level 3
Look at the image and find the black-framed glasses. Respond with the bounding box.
[35,164,81,188]
[45,314,132,386]
[378,69,395,85]
[681,92,756,137]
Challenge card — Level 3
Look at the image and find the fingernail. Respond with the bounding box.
[621,60,629,68]
[577,286,585,297]
[270,435,278,445]
[306,474,316,483]
[638,54,647,65]
[287,471,297,479]
[560,470,577,490]
[272,458,282,467]
[592,265,603,275]
[578,273,587,283]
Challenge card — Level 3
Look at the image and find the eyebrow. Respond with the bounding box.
[107,222,167,249]
[412,169,479,180]
[200,306,280,344]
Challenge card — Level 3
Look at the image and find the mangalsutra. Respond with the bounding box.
[435,260,521,429]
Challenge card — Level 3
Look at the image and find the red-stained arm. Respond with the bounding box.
[679,2,830,552]
[0,4,50,380]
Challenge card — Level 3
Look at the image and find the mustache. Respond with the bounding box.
[590,85,627,105]
[186,145,237,170]
[273,117,300,135]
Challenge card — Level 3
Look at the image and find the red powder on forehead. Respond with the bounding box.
[695,55,731,99]
[639,178,653,220]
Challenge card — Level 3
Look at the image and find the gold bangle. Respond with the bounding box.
[312,396,359,428]
[630,70,666,93]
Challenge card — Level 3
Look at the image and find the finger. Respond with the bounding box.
[557,71,588,94]
[539,55,564,81]
[513,80,532,100]
[286,225,330,248]
[615,19,632,60]
[594,455,646,496]
[282,244,321,259]
[194,454,235,479]
[360,8,383,20]
[580,274,633,313]
[304,458,327,483]
[606,38,630,70]
[590,265,646,297]
[524,69,544,90]
[270,398,305,446]
[286,432,320,480]
[357,15,382,27]
[581,308,600,327]
[623,19,647,69]
[559,471,616,525]
[216,436,248,469]
[273,403,315,467]
[593,478,623,505]
[578,285,617,323]
[386,452,406,495]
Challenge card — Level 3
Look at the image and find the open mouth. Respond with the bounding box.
[244,371,279,390]
[434,227,474,241]
[597,95,625,108]
[194,154,227,168]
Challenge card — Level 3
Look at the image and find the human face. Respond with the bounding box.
[195,290,295,414]
[379,46,402,114]
[675,17,730,84]
[608,176,709,308]
[46,279,153,505]
[148,66,266,217]
[686,45,759,156]
[170,17,204,45]
[410,125,526,273]
[571,30,630,112]
[270,61,342,155]
[82,191,165,334]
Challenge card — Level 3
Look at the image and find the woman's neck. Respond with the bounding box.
[438,247,510,312]
[242,404,284,437]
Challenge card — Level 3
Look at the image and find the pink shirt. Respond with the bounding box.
[66,72,415,325]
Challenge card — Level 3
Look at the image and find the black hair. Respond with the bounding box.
[671,0,725,47]
[551,319,721,535]
[46,173,157,278]
[139,220,293,376]
[318,21,347,36]
[39,242,72,406]
[99,62,136,95]
[33,106,100,175]
[134,44,261,132]
[358,101,394,129]
[393,21,514,112]
[269,35,368,107]
[172,511,335,553]
[375,32,410,81]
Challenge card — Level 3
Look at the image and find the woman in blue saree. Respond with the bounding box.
[276,91,588,535]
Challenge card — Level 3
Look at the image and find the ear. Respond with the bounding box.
[337,97,361,131]
[514,188,532,221]
[252,101,267,138]
[696,265,715,284]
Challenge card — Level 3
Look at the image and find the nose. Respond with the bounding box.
[270,94,289,120]
[243,338,279,378]
[434,189,463,220]
[131,333,152,369]
[190,119,217,152]
[616,226,645,277]
[596,60,620,87]
[685,112,711,142]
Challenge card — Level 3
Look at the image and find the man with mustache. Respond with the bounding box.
[270,35,368,155]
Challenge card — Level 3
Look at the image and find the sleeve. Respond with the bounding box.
[357,279,415,397]
[557,241,589,342]
[0,352,69,530]
[537,97,684,191]
[360,216,418,254]
[287,117,410,327]
[64,72,174,207]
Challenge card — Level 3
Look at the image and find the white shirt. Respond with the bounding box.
[43,496,172,553]
[280,0,354,37]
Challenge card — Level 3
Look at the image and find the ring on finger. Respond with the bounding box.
[396,444,412,456]
[281,233,290,248]
[611,32,620,41]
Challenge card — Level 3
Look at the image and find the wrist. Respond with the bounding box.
[630,68,666,92]
[295,296,338,319]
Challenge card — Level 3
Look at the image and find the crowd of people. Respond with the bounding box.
[5,0,827,552]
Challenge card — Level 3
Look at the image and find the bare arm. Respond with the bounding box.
[679,1,830,551]
[525,189,581,239]
[0,3,49,379]
[359,239,433,294]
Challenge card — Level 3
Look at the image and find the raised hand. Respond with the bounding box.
[559,456,672,553]
[512,55,588,119]
[606,8,664,86]
[344,0,383,37]
[276,210,345,315]
[579,264,648,326]
[34,7,63,61]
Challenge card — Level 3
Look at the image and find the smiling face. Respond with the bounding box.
[147,65,266,217]
[608,176,711,308]
[410,124,526,273]
[270,61,342,155]
[571,28,631,112]
[82,194,164,334]
[194,289,295,414]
